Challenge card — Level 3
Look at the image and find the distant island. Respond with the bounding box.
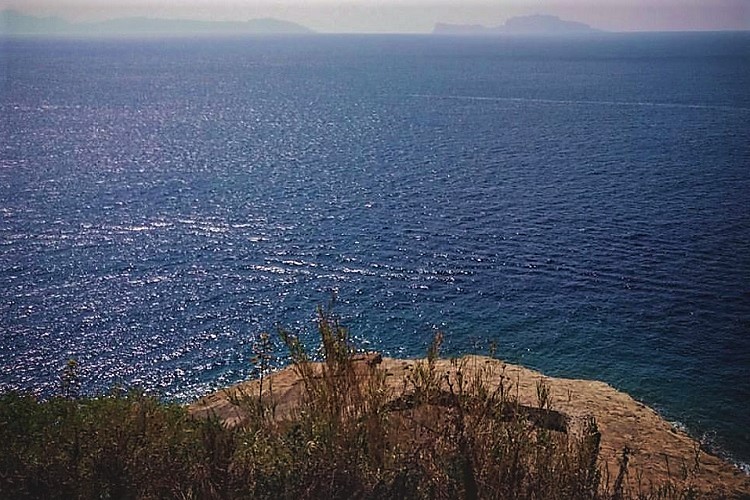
[0,10,314,36]
[434,14,600,36]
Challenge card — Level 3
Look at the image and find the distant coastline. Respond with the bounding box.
[4,10,748,37]
[0,10,314,36]
[433,14,600,36]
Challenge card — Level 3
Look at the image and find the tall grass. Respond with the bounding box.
[0,307,719,499]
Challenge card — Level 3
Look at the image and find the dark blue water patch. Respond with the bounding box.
[1,32,749,463]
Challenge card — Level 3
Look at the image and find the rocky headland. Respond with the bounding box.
[190,354,750,497]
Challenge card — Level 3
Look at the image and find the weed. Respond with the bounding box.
[0,307,722,499]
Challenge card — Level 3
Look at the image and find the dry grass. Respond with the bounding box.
[0,306,729,499]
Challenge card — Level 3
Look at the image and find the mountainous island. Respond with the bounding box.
[434,14,599,36]
[0,10,314,36]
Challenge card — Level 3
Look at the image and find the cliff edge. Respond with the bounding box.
[190,354,749,497]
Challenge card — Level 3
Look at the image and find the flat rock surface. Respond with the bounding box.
[189,354,750,497]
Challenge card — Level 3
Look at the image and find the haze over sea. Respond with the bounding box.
[1,32,749,464]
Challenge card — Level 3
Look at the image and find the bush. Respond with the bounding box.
[0,307,712,499]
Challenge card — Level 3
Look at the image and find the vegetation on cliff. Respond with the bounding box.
[0,308,732,499]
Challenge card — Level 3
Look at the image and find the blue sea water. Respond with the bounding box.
[1,32,749,463]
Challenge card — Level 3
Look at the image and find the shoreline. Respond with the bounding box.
[190,354,750,497]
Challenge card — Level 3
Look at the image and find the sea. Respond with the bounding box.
[1,32,749,466]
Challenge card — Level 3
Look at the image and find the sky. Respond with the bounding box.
[1,0,749,33]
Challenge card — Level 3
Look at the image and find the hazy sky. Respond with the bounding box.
[2,0,749,33]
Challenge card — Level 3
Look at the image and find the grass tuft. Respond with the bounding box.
[0,307,721,499]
